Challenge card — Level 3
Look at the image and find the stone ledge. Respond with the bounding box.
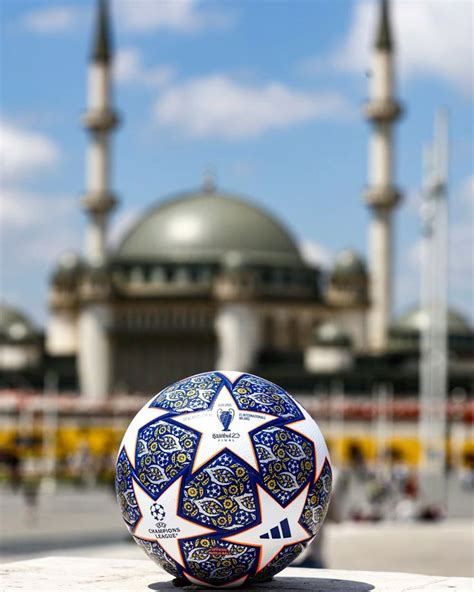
[0,556,471,591]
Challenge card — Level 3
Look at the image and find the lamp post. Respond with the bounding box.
[419,109,449,508]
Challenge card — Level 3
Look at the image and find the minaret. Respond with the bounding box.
[78,0,118,401]
[82,0,118,265]
[364,0,403,353]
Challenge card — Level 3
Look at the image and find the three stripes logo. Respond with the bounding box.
[259,518,292,540]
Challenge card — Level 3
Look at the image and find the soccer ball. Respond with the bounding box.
[116,371,332,587]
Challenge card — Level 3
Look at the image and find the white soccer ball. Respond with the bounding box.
[116,371,332,587]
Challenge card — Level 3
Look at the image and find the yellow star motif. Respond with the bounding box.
[131,475,215,568]
[172,385,277,473]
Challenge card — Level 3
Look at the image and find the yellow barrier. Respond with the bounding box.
[0,427,472,468]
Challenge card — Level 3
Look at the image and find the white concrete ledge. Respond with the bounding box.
[0,556,471,591]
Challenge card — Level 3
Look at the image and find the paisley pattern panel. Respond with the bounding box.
[253,425,314,505]
[300,458,332,536]
[232,374,302,421]
[181,451,257,531]
[150,372,224,413]
[252,542,305,582]
[182,537,257,586]
[133,536,181,578]
[135,419,199,498]
[115,448,141,528]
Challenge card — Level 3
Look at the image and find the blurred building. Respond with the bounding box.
[2,0,473,398]
[0,304,42,377]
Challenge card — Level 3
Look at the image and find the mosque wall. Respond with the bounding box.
[333,308,369,351]
[108,302,217,393]
[78,304,113,400]
[111,332,216,394]
[47,310,78,356]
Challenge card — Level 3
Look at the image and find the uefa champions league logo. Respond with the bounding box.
[217,408,234,431]
[151,503,166,523]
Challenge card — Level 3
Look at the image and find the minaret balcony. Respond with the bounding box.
[48,290,78,310]
[364,186,401,209]
[78,266,113,303]
[364,99,402,123]
[81,191,118,214]
[82,108,119,132]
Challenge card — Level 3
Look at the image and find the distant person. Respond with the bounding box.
[459,451,474,490]
[71,440,92,487]
[0,448,21,490]
[395,473,419,521]
[21,456,42,524]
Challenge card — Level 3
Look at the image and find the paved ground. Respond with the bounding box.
[2,557,471,592]
[0,485,125,557]
[1,485,472,577]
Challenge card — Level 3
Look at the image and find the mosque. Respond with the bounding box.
[1,0,472,399]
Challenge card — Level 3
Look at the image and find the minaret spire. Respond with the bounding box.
[81,0,119,267]
[364,0,403,353]
[375,0,392,51]
[92,0,112,63]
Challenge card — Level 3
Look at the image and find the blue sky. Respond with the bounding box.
[0,0,472,326]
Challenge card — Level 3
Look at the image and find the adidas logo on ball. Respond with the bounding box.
[259,518,292,540]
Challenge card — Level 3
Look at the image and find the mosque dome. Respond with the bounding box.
[332,249,367,282]
[0,303,39,343]
[115,189,305,268]
[392,307,472,335]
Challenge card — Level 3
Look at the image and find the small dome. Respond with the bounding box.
[332,250,367,281]
[52,251,83,283]
[115,189,305,268]
[0,303,38,342]
[393,307,472,335]
[312,322,352,347]
[58,251,82,270]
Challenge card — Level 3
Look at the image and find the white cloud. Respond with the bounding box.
[23,0,234,37]
[23,6,83,33]
[114,0,233,33]
[302,0,473,94]
[114,48,174,87]
[0,188,43,229]
[300,240,333,269]
[154,75,351,139]
[0,117,78,325]
[0,120,59,182]
[0,188,74,231]
[0,186,78,263]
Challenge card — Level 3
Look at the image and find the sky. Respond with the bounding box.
[0,0,473,327]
